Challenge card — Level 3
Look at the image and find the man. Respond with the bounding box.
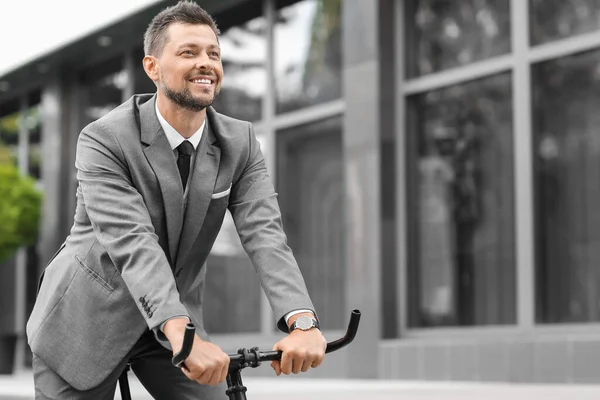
[26,1,326,399]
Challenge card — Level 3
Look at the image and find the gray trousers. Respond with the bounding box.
[32,329,227,400]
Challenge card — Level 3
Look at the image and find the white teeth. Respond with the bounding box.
[192,79,211,84]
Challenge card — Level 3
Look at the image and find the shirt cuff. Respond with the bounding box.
[284,309,314,324]
[159,315,190,332]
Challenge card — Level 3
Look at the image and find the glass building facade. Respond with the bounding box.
[1,0,600,383]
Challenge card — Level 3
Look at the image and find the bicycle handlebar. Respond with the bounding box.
[171,309,361,370]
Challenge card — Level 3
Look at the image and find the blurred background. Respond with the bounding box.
[0,0,600,393]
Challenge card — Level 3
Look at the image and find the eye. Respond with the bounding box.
[210,51,220,58]
[181,50,194,56]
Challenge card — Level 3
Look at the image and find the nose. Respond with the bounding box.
[195,52,214,71]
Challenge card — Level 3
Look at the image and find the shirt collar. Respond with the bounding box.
[155,99,205,151]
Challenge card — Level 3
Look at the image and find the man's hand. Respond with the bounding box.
[163,318,230,386]
[271,314,327,375]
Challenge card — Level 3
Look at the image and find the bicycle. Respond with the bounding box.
[118,309,361,400]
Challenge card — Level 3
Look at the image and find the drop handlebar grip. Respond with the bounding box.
[171,323,196,368]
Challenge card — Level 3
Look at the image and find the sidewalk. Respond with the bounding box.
[3,370,600,400]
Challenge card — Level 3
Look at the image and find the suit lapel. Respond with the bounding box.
[176,118,221,270]
[139,95,184,264]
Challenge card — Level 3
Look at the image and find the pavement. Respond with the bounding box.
[3,370,600,400]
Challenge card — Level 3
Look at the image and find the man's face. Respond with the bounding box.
[151,22,223,111]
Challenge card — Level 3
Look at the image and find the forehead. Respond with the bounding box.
[164,22,219,48]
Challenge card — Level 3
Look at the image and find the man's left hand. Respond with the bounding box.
[271,325,327,375]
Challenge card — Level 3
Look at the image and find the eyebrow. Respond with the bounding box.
[177,43,221,51]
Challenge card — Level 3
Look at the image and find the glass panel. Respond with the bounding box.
[406,0,511,77]
[212,16,267,122]
[133,47,157,95]
[274,0,342,114]
[407,73,515,327]
[277,116,346,330]
[80,57,126,126]
[531,0,600,45]
[204,211,262,334]
[25,106,42,180]
[533,50,600,324]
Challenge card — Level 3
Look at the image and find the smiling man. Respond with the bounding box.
[26,2,326,399]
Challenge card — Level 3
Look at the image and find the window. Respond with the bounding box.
[530,0,600,45]
[533,50,600,324]
[133,47,156,95]
[406,0,511,77]
[79,57,127,126]
[276,116,346,330]
[274,0,342,113]
[212,16,267,122]
[406,73,516,327]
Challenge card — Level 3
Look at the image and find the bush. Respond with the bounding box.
[0,148,43,263]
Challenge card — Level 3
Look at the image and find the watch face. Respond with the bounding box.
[295,316,314,330]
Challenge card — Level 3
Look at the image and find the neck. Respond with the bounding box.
[156,93,206,138]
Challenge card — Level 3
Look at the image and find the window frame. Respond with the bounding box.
[396,0,600,338]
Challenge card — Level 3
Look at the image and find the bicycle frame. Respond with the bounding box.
[119,309,361,400]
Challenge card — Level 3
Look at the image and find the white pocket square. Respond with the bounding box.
[211,184,232,199]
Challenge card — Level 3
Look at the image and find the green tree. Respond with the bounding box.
[0,146,43,263]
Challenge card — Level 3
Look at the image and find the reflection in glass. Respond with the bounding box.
[274,0,342,114]
[406,0,510,77]
[531,0,600,45]
[277,117,345,330]
[533,50,600,324]
[407,73,515,327]
[212,17,267,122]
[80,58,127,126]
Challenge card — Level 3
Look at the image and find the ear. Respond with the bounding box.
[142,55,159,82]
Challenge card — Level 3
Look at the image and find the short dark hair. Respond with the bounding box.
[143,1,220,57]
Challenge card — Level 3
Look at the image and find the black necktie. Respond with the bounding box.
[176,140,194,190]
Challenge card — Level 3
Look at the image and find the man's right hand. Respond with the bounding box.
[163,317,230,386]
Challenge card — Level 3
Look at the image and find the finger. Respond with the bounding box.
[280,351,292,375]
[198,369,217,386]
[271,360,281,376]
[311,356,324,368]
[219,363,229,384]
[181,367,195,381]
[301,358,312,373]
[291,356,303,374]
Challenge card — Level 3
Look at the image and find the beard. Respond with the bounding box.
[160,75,219,112]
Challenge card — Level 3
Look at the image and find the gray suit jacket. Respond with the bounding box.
[26,94,315,391]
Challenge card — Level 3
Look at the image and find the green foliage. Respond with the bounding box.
[0,148,43,263]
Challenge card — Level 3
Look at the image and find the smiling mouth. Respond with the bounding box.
[189,77,214,86]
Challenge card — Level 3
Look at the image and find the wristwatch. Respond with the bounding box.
[289,315,319,333]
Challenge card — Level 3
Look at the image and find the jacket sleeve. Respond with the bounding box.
[75,120,189,331]
[228,122,316,333]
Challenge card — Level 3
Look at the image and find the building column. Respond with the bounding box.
[342,0,395,379]
[38,75,74,268]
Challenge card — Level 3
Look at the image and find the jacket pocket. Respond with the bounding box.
[74,255,114,293]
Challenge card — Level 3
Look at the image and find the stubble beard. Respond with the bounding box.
[160,79,219,112]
